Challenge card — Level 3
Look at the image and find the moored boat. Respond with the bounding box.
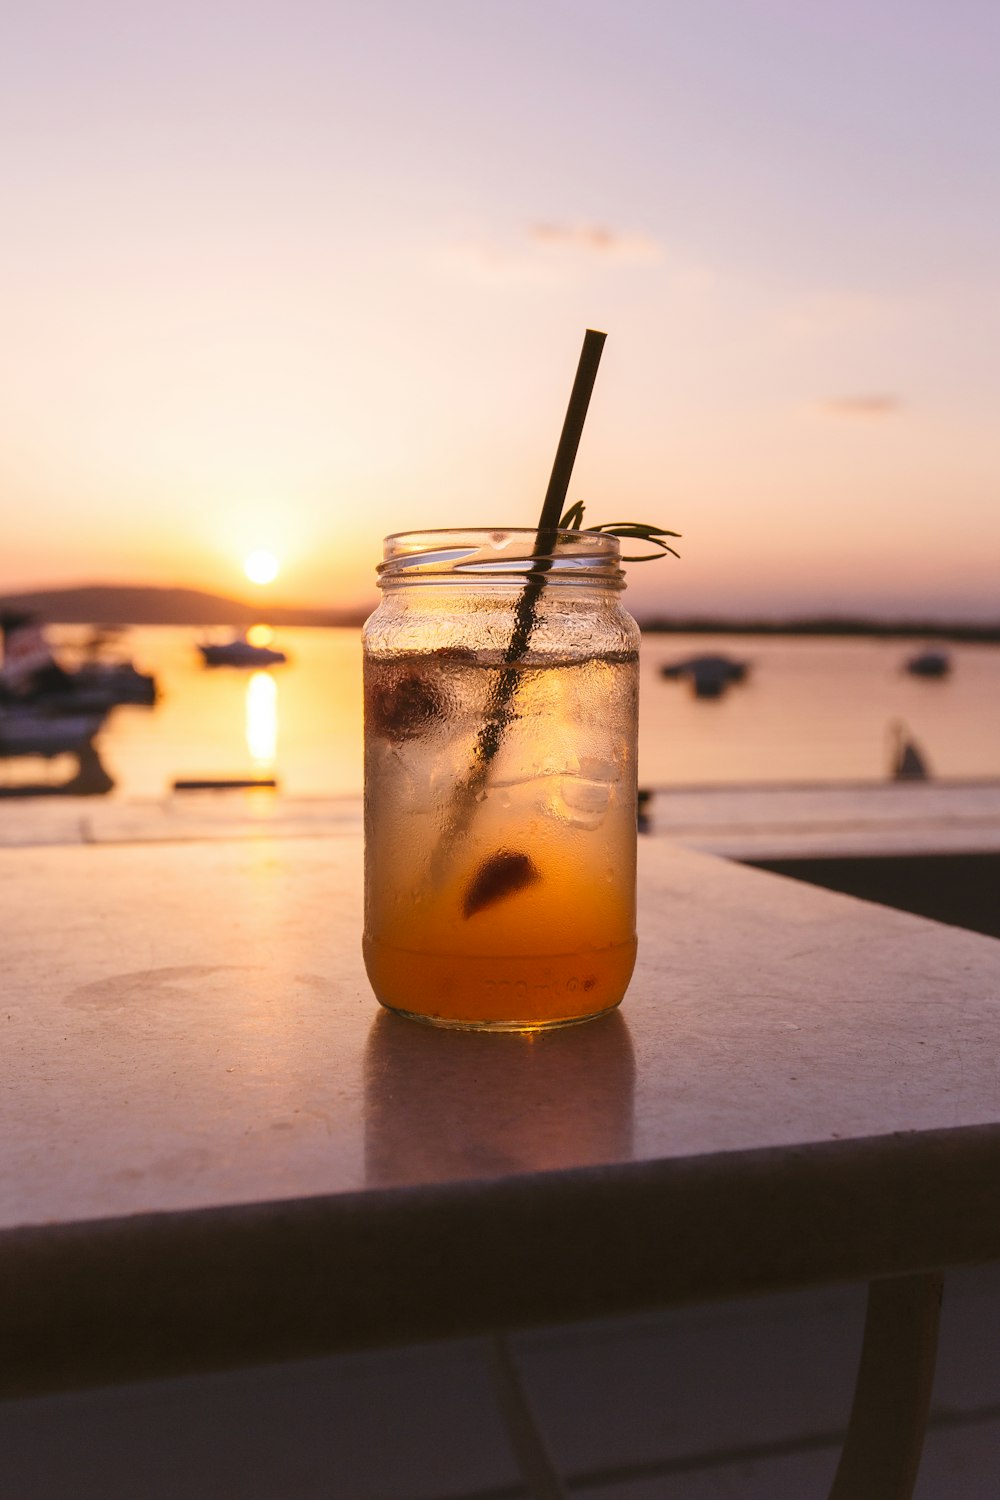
[905,649,951,679]
[0,613,157,709]
[660,652,750,698]
[0,706,105,759]
[198,632,289,667]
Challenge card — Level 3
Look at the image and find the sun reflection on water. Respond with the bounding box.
[246,670,278,766]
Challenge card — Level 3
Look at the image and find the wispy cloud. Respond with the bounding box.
[821,394,903,417]
[433,222,662,283]
[527,222,661,261]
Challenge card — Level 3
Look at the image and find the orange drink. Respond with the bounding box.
[362,529,639,1030]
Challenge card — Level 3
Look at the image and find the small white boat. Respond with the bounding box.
[198,633,288,668]
[1,613,157,709]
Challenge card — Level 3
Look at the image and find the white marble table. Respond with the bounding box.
[2,833,999,1493]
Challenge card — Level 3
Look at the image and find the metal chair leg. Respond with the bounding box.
[487,1332,568,1500]
[827,1271,943,1500]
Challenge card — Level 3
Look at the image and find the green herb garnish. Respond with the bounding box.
[557,500,681,561]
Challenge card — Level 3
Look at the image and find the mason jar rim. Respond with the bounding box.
[378,527,626,588]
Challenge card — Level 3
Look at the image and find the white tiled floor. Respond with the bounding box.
[2,1266,997,1499]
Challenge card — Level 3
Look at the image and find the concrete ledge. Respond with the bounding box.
[2,780,998,857]
[651,780,1000,860]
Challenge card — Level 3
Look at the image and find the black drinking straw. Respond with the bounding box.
[439,331,609,860]
[537,328,607,536]
[501,328,607,665]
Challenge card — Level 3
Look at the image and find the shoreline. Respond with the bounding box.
[2,587,999,641]
[638,617,1000,642]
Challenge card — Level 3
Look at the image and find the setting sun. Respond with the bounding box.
[244,550,280,586]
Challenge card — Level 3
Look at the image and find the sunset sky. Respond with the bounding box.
[3,0,999,622]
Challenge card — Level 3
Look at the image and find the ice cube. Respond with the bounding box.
[548,758,618,829]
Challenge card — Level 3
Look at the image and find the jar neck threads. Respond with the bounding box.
[378,528,625,590]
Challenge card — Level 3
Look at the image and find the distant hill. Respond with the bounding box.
[2,585,997,641]
[0,584,372,628]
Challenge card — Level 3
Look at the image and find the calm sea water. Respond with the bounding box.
[28,625,1000,800]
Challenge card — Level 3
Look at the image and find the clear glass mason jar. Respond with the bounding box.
[362,528,640,1030]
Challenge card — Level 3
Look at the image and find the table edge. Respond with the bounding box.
[3,1119,1000,1397]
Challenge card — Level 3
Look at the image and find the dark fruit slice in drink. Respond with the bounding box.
[463,849,541,918]
[366,666,442,741]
